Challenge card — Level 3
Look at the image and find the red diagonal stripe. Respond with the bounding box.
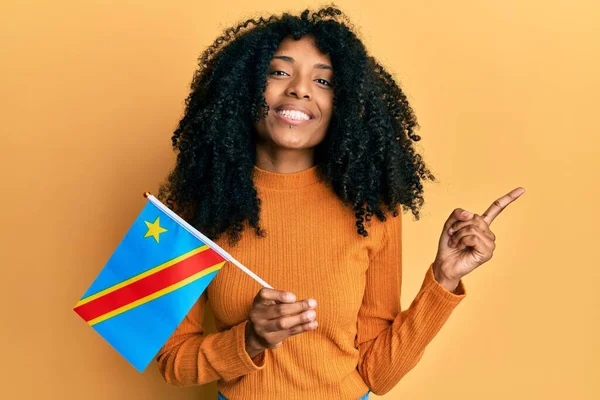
[74,248,224,322]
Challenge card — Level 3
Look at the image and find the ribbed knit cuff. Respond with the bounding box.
[232,319,267,372]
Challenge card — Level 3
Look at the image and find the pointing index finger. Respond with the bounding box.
[482,187,525,226]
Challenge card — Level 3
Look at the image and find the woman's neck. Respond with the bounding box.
[254,146,315,173]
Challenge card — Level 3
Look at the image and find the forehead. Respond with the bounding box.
[273,36,331,64]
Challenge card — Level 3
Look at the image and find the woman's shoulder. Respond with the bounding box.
[367,208,403,248]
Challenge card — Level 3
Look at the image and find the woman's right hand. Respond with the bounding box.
[245,288,318,358]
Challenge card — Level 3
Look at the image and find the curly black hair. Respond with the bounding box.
[157,4,436,247]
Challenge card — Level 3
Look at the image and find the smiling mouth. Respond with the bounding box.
[273,111,314,126]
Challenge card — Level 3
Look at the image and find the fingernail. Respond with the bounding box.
[462,211,472,217]
[285,293,295,302]
[308,299,317,308]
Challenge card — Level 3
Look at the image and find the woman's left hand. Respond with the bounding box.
[432,187,526,292]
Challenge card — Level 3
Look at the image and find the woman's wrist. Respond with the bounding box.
[244,321,265,359]
[432,261,460,293]
[437,277,460,293]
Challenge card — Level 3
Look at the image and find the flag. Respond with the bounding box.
[73,193,227,372]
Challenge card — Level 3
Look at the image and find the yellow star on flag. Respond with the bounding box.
[144,217,167,243]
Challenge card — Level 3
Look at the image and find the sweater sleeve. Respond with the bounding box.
[155,290,267,387]
[355,212,466,395]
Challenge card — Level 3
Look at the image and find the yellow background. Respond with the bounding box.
[2,0,598,398]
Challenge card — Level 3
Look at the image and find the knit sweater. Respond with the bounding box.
[156,164,466,399]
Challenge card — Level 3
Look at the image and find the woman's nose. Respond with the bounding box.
[286,75,312,99]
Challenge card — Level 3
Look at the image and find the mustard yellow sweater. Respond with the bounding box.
[156,164,466,399]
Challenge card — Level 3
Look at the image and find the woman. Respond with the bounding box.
[155,6,524,399]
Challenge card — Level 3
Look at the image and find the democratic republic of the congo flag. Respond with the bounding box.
[73,193,227,372]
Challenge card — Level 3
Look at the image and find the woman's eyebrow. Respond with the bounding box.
[272,55,332,70]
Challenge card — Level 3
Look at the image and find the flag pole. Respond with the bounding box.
[143,192,273,289]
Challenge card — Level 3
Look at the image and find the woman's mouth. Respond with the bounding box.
[274,110,314,126]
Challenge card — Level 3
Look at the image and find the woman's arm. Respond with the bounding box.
[156,291,267,386]
[355,212,466,395]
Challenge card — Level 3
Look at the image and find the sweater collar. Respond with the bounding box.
[252,164,322,189]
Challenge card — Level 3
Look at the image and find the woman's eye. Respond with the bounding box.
[269,71,331,87]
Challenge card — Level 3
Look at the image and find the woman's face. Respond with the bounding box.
[253,36,334,152]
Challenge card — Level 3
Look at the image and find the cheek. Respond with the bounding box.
[263,82,279,108]
[320,94,334,120]
[323,107,333,123]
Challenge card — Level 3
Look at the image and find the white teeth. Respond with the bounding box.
[277,109,310,121]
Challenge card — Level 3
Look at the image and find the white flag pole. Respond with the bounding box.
[144,192,273,289]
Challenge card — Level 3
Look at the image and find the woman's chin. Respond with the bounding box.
[264,130,310,149]
[254,124,317,150]
[277,135,314,149]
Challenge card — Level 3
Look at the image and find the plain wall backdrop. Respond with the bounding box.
[1,0,599,398]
